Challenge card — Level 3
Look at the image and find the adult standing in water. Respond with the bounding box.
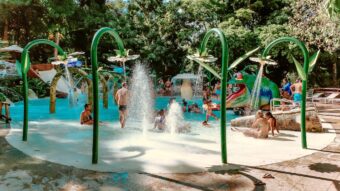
[115,82,129,128]
[290,79,302,105]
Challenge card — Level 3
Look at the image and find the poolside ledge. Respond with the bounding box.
[231,108,322,132]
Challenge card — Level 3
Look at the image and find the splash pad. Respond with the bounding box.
[5,97,335,173]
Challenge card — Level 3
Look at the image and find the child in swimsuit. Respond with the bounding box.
[80,104,93,125]
[265,112,279,136]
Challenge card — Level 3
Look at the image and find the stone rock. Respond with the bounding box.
[231,108,323,132]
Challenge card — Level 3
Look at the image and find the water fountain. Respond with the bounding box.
[52,58,78,107]
[108,54,140,81]
[171,73,200,99]
[127,63,154,135]
[193,66,204,97]
[64,64,77,107]
[166,101,185,135]
[249,63,264,110]
[249,57,277,111]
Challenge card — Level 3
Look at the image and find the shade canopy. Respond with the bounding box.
[171,73,201,83]
[0,45,23,53]
[249,57,277,65]
[107,54,140,62]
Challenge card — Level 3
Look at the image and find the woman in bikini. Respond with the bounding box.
[265,112,279,136]
[243,110,269,139]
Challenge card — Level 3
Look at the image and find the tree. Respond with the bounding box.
[290,0,340,86]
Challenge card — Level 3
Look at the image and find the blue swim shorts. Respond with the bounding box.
[293,93,302,102]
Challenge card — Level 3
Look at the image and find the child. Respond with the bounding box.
[182,99,188,112]
[203,100,218,122]
[154,109,166,130]
[265,112,279,136]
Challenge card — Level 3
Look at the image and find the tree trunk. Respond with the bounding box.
[54,32,60,58]
[3,18,9,41]
[333,56,338,86]
[100,75,108,109]
[50,73,63,113]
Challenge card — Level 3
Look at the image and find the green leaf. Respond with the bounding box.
[308,50,320,73]
[194,59,221,80]
[228,47,260,70]
[291,55,307,81]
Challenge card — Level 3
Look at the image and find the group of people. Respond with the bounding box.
[234,110,279,139]
[157,78,173,96]
[80,79,279,139]
[154,98,191,133]
[281,78,303,105]
[202,82,222,101]
[80,82,129,128]
[181,99,201,113]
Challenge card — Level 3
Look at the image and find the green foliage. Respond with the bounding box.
[0,92,6,102]
[0,0,338,90]
[27,78,50,98]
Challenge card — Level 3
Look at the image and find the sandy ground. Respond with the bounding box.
[5,118,335,173]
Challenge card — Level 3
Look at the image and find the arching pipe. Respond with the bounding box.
[90,27,126,164]
[262,37,309,148]
[21,39,66,141]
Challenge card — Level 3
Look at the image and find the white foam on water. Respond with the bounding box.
[166,101,185,135]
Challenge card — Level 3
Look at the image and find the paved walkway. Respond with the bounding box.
[0,104,339,191]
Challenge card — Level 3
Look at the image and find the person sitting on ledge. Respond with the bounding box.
[265,111,279,136]
[80,104,93,125]
[242,110,269,139]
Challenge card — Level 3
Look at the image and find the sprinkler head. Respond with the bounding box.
[249,57,277,66]
[51,60,67,65]
[187,53,217,63]
[107,55,140,62]
[68,51,85,57]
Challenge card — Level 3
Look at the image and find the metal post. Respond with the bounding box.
[262,37,309,148]
[21,39,66,141]
[22,72,28,141]
[198,28,229,163]
[90,27,126,164]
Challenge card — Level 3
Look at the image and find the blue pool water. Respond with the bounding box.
[9,96,237,123]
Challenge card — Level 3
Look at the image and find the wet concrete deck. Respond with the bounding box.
[0,104,339,191]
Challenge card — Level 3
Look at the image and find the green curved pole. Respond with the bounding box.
[90,27,126,164]
[199,28,229,163]
[21,39,66,141]
[262,37,309,148]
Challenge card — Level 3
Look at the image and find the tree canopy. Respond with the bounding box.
[0,0,339,87]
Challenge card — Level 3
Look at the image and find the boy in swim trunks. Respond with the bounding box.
[80,104,93,125]
[290,79,302,105]
[115,82,129,128]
